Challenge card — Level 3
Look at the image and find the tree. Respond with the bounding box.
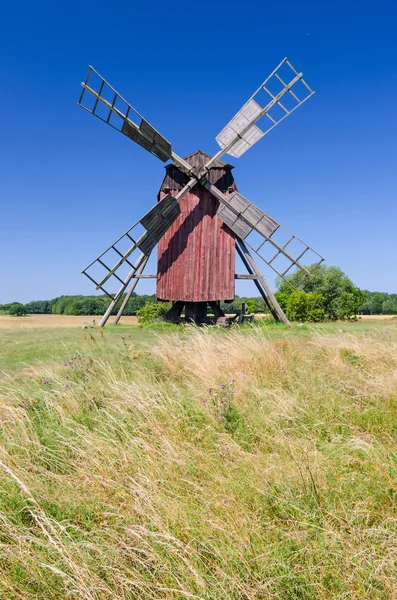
[24,300,50,314]
[275,264,365,321]
[358,292,397,315]
[367,292,384,314]
[332,289,366,320]
[220,296,268,315]
[8,303,28,316]
[382,299,396,315]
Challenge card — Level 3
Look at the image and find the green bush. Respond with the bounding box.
[283,291,326,322]
[136,301,171,324]
[276,264,366,321]
[246,299,257,313]
[8,303,28,316]
[273,291,289,312]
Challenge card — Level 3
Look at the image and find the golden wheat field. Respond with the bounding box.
[1,318,397,598]
[0,313,394,330]
[0,314,140,329]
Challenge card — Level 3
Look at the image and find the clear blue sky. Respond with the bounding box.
[1,0,396,303]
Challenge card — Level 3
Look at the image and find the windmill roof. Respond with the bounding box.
[169,150,234,170]
[160,150,237,196]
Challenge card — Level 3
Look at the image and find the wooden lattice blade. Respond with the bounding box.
[137,194,181,254]
[216,191,279,240]
[81,195,180,297]
[208,183,324,284]
[78,66,173,162]
[215,58,314,159]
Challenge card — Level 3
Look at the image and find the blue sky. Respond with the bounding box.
[1,0,396,303]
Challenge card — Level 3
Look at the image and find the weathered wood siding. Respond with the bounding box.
[156,151,236,302]
[157,187,235,302]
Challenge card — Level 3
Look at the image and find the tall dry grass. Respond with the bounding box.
[0,324,397,598]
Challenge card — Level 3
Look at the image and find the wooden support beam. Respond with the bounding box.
[164,301,184,322]
[113,254,150,325]
[236,239,290,326]
[98,252,148,327]
[236,241,277,320]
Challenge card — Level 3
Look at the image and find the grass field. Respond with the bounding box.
[1,318,397,598]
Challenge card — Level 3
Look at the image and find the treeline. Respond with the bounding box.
[0,294,271,317]
[49,295,158,316]
[1,278,396,319]
[357,291,397,315]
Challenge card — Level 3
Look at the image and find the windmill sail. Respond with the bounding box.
[216,191,279,240]
[78,66,174,162]
[138,194,181,254]
[215,58,314,159]
[205,183,324,286]
[81,194,180,298]
[78,66,195,175]
[245,225,324,287]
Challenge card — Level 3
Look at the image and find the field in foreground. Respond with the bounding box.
[0,321,397,598]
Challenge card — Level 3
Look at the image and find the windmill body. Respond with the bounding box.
[157,152,236,315]
[77,59,325,326]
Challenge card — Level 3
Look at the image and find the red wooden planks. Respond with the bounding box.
[156,186,235,302]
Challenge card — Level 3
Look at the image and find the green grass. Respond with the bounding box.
[0,318,392,375]
[0,320,397,598]
[0,324,163,376]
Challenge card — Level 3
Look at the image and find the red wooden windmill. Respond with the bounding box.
[78,58,324,326]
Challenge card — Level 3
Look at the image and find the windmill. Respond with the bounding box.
[78,58,324,327]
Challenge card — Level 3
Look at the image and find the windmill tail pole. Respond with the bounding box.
[236,239,291,327]
[113,254,150,324]
[98,252,148,327]
[235,242,277,320]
